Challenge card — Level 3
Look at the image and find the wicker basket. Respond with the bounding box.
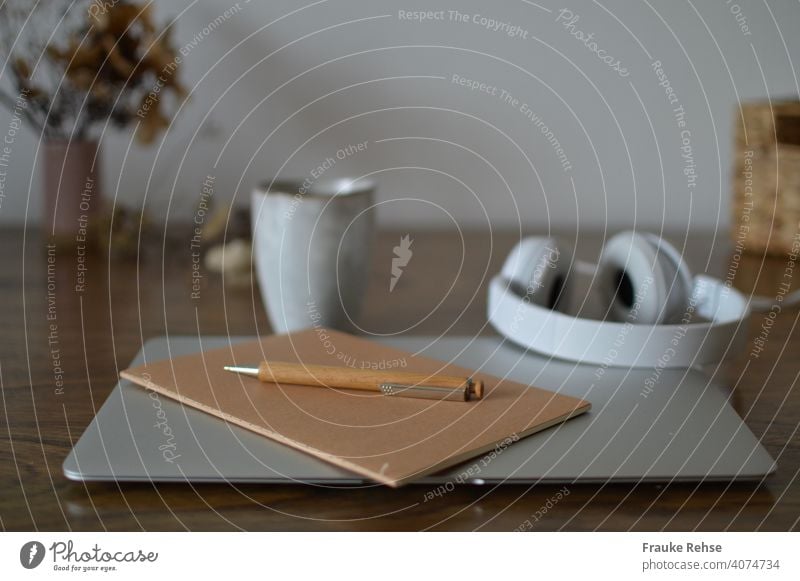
[732,101,800,255]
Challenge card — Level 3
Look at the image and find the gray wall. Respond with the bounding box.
[1,0,798,231]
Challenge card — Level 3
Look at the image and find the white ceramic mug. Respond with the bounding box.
[251,178,375,333]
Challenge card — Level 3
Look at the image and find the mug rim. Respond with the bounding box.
[254,178,375,199]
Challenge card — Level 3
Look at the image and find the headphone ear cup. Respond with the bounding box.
[642,233,693,323]
[501,237,573,311]
[598,232,693,324]
[598,232,664,324]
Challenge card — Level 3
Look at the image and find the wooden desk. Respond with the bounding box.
[1,228,798,531]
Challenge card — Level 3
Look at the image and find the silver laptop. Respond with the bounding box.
[63,335,775,485]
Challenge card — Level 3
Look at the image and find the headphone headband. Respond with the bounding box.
[487,273,750,368]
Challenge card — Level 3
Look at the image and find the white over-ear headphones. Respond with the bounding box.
[487,231,752,368]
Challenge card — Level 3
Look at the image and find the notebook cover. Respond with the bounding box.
[120,329,590,487]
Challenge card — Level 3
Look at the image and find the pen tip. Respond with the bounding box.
[223,365,260,378]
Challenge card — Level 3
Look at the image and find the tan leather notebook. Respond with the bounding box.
[121,329,590,487]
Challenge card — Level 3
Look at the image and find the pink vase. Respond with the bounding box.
[42,140,102,243]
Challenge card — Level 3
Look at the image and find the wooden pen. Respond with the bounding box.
[223,361,484,402]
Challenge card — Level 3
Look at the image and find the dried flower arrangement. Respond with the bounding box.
[0,0,186,143]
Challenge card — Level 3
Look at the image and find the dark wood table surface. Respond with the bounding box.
[1,227,798,531]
